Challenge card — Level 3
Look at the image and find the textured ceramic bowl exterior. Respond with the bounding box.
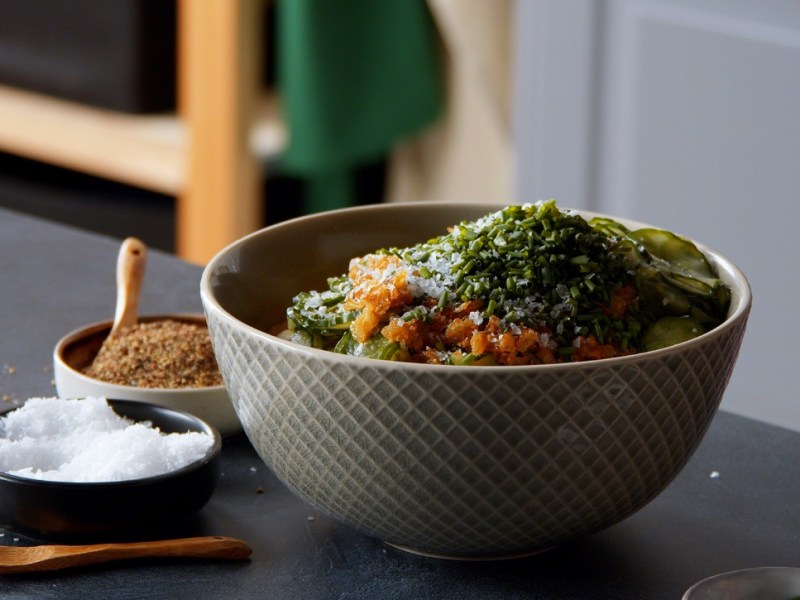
[200,202,751,558]
[54,314,241,437]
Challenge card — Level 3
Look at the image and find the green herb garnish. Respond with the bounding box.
[283,200,731,362]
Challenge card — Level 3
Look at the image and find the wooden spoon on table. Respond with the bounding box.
[0,536,252,574]
[111,237,148,335]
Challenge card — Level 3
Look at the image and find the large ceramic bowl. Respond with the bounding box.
[200,202,751,558]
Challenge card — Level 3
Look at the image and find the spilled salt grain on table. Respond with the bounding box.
[0,396,213,482]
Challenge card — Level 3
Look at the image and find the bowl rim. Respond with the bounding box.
[200,201,753,372]
[682,566,800,599]
[0,398,222,489]
[54,313,227,394]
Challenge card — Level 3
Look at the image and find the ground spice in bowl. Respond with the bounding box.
[83,319,223,389]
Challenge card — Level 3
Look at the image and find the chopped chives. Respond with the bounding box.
[437,290,449,309]
[284,198,730,363]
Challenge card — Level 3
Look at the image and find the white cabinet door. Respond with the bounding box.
[514,0,800,430]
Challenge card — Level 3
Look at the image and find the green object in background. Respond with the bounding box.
[276,0,442,213]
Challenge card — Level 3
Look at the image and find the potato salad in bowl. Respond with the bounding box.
[276,200,730,366]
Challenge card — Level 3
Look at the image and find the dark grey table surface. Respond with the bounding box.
[0,207,797,599]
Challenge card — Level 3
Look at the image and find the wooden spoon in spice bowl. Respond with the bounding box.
[111,237,147,335]
[52,238,242,436]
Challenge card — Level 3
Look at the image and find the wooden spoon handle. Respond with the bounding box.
[5,536,251,573]
[112,237,148,334]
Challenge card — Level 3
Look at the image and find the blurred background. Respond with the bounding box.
[0,0,797,431]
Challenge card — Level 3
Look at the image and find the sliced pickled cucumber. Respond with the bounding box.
[630,228,715,279]
[641,317,705,351]
[449,352,498,366]
[334,331,410,361]
[589,217,631,239]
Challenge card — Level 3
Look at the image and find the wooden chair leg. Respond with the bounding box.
[177,0,263,265]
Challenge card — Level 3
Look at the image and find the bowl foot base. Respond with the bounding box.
[384,541,552,561]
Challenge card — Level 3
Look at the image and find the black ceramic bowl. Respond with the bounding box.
[0,399,222,538]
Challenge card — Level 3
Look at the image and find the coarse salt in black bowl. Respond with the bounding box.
[0,398,221,538]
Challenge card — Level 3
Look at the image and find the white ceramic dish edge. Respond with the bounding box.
[53,314,242,437]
